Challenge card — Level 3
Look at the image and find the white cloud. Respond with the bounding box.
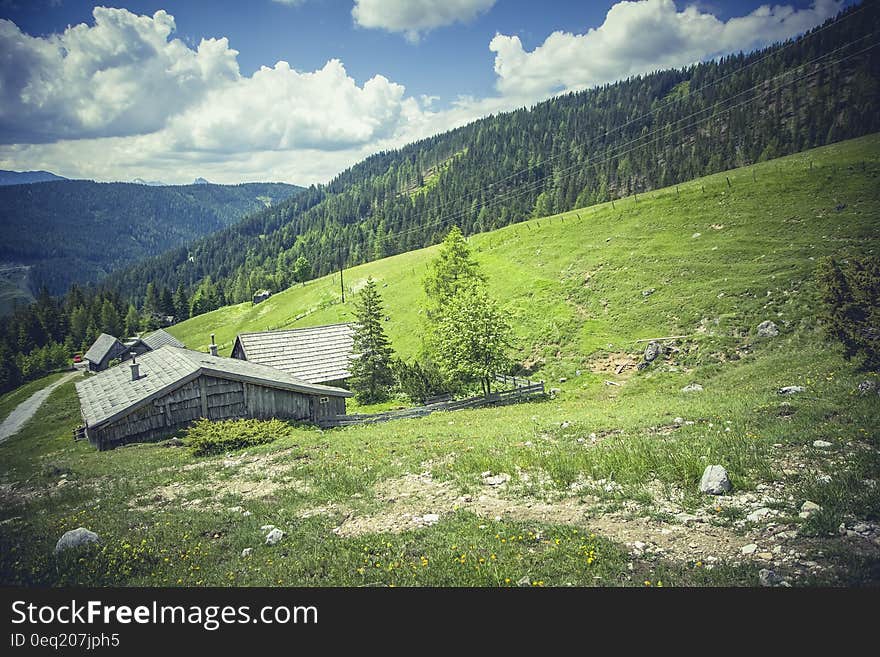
[489,0,843,99]
[0,2,845,185]
[271,0,307,5]
[0,7,239,143]
[352,0,496,42]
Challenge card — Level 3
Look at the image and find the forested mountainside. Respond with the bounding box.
[105,3,880,308]
[0,180,304,295]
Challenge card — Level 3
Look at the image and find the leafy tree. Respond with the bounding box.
[433,282,512,395]
[349,278,395,404]
[189,277,221,318]
[124,304,141,337]
[817,255,880,369]
[68,305,89,348]
[423,226,484,316]
[392,357,453,403]
[293,255,311,284]
[100,300,123,337]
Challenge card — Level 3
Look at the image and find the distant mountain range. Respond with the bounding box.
[0,170,67,186]
[0,179,305,299]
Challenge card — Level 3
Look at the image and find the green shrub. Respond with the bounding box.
[184,417,293,456]
[392,358,454,403]
[816,255,880,369]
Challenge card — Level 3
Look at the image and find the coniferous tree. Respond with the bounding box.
[349,278,395,404]
[124,304,141,337]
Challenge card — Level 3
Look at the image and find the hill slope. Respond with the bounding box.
[169,135,880,381]
[0,180,304,298]
[0,137,877,587]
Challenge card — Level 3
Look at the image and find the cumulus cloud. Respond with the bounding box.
[165,59,421,152]
[0,7,239,143]
[352,0,496,42]
[490,0,843,99]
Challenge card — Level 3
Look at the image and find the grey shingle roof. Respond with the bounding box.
[142,328,184,350]
[83,333,125,364]
[75,345,351,428]
[234,323,356,384]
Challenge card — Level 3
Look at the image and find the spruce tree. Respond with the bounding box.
[349,278,395,404]
[423,226,483,317]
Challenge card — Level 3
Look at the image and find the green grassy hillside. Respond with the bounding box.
[1,136,878,588]
[170,134,880,382]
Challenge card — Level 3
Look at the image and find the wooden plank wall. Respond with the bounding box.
[91,375,339,449]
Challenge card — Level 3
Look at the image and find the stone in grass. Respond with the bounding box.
[241,548,253,558]
[54,528,100,554]
[681,383,704,393]
[757,320,780,338]
[740,543,758,556]
[644,341,663,362]
[778,386,805,395]
[265,528,284,545]
[812,440,832,449]
[517,576,532,588]
[759,569,787,587]
[700,465,732,495]
[799,501,822,519]
[857,380,877,395]
[482,472,511,486]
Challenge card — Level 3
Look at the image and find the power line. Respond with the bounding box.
[371,35,879,247]
[364,3,876,231]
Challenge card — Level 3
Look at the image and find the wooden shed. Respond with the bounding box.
[231,323,355,386]
[75,345,352,450]
[83,333,128,372]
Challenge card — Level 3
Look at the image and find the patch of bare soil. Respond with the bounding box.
[318,471,758,564]
[586,352,638,375]
[131,449,311,512]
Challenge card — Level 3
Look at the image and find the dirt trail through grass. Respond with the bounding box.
[0,371,79,444]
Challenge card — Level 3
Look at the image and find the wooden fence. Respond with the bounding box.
[318,377,545,428]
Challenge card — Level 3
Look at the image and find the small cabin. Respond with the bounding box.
[253,290,272,304]
[75,345,352,450]
[231,323,355,387]
[83,333,128,372]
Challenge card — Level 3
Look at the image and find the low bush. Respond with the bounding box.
[183,417,293,456]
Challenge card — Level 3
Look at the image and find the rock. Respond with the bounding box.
[741,543,758,555]
[778,386,805,395]
[857,380,877,395]
[759,569,784,587]
[241,548,253,558]
[812,440,832,448]
[421,513,440,525]
[675,513,704,524]
[799,501,822,519]
[227,506,244,513]
[637,361,650,371]
[681,383,703,393]
[692,232,701,239]
[700,465,732,495]
[642,288,656,297]
[756,320,779,337]
[242,511,252,517]
[747,508,773,523]
[644,341,663,362]
[265,528,284,545]
[517,576,532,588]
[673,417,684,425]
[558,377,567,383]
[162,437,184,447]
[757,552,774,560]
[54,528,100,554]
[482,473,510,486]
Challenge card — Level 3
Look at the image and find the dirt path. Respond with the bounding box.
[0,371,80,444]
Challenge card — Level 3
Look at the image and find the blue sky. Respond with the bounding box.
[0,1,852,184]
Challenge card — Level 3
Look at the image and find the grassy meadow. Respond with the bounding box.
[0,135,878,587]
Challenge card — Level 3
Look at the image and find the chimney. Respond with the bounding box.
[209,334,218,357]
[129,352,140,381]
